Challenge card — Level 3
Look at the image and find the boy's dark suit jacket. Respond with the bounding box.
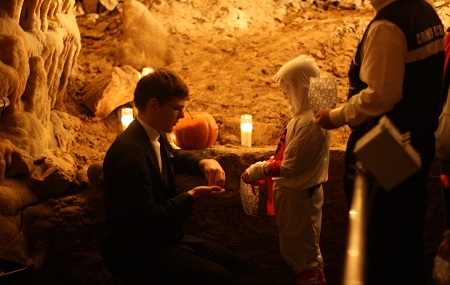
[102,119,203,258]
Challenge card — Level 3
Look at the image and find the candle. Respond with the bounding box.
[121,107,134,130]
[138,67,154,79]
[241,114,252,147]
[141,67,154,76]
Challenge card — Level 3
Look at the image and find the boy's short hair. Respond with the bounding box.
[134,68,189,111]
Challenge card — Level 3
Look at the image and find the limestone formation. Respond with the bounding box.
[0,0,82,269]
[81,65,140,119]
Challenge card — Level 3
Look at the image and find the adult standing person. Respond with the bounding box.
[101,68,236,285]
[314,0,445,284]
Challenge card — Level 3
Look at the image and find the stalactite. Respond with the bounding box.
[0,0,25,22]
[19,0,45,31]
[40,0,52,32]
[0,0,81,176]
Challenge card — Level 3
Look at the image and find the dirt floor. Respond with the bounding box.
[55,0,450,284]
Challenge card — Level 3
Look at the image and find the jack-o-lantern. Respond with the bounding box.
[171,112,218,150]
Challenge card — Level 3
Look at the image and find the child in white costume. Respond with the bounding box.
[241,55,331,285]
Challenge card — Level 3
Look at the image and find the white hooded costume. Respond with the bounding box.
[245,55,331,280]
[273,55,330,279]
[272,56,331,191]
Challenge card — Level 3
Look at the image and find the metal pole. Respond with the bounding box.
[343,161,367,285]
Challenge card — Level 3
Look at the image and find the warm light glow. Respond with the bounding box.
[241,114,252,147]
[121,107,134,130]
[138,67,154,79]
[347,249,360,257]
[141,67,154,76]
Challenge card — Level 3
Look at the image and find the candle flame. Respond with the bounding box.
[142,67,154,76]
[121,107,134,130]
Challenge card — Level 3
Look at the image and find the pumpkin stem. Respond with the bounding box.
[186,107,193,119]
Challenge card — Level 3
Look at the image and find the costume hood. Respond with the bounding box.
[273,55,320,116]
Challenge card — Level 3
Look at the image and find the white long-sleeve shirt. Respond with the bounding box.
[137,116,162,172]
[329,0,405,128]
[436,88,450,160]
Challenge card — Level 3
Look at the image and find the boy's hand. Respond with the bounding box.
[188,185,225,199]
[199,159,226,187]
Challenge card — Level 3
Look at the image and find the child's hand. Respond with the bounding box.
[241,171,251,184]
[241,161,270,184]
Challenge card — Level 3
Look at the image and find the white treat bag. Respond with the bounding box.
[240,180,259,216]
[308,77,337,114]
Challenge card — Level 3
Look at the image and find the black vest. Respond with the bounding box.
[348,0,445,139]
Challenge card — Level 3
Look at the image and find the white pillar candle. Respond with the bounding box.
[138,67,154,79]
[121,107,134,130]
[141,67,154,76]
[241,114,253,147]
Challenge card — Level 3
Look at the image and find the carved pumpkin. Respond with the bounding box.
[172,112,218,150]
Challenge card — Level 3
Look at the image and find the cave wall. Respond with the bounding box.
[0,0,81,159]
[0,0,82,270]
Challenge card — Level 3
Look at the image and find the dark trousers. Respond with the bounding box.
[103,235,236,285]
[344,131,432,285]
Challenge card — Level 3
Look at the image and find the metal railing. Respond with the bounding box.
[343,161,367,285]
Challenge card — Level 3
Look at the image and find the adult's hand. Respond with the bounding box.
[199,159,226,187]
[314,109,339,130]
[188,185,225,199]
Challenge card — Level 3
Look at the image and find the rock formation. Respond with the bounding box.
[0,0,81,270]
